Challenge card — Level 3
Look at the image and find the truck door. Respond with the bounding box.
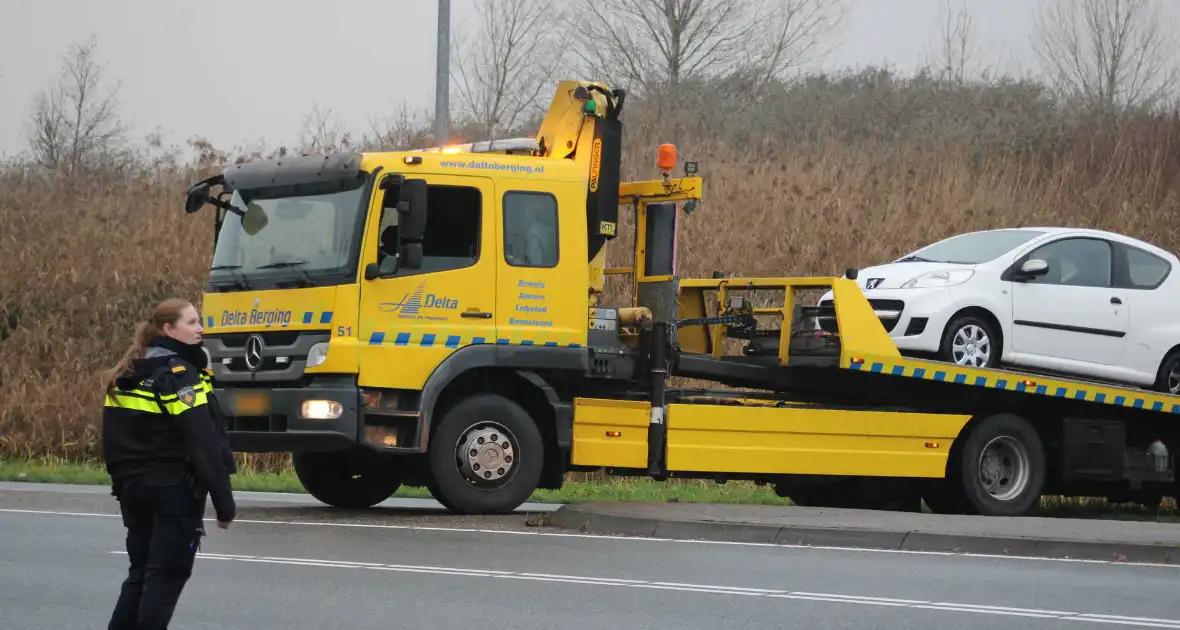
[495,184,585,348]
[357,173,498,390]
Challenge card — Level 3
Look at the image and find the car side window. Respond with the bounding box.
[1023,237,1111,287]
[1120,244,1171,289]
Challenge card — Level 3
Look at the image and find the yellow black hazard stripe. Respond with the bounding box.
[846,355,1180,415]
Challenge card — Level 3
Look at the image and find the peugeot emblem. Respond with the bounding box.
[244,334,264,371]
[865,278,884,290]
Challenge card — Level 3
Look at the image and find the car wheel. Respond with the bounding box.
[1154,350,1180,395]
[939,314,999,369]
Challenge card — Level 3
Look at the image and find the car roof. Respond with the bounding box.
[966,226,1177,261]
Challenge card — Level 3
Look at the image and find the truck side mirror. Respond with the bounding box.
[398,179,427,241]
[397,179,427,270]
[400,243,423,269]
[241,203,269,236]
[185,183,211,213]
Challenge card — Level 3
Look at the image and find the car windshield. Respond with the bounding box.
[903,229,1046,264]
[210,176,368,277]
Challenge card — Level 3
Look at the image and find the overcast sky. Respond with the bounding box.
[1,0,1176,159]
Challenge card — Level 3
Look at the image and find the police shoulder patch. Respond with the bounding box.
[171,364,187,374]
[177,385,197,408]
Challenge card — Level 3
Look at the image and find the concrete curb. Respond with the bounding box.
[544,504,1180,565]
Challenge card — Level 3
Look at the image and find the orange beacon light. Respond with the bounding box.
[658,144,677,172]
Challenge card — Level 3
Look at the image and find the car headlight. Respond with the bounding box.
[900,269,974,289]
[306,342,330,368]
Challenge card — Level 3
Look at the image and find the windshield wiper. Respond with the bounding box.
[256,260,317,286]
[895,255,934,262]
[209,265,252,290]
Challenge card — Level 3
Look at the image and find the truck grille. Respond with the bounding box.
[203,331,331,383]
[215,331,302,348]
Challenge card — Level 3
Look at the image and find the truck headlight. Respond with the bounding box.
[900,269,974,289]
[301,400,343,419]
[306,342,329,368]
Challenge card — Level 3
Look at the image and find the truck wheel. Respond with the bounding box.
[956,413,1045,516]
[426,393,544,514]
[921,478,974,515]
[292,450,403,509]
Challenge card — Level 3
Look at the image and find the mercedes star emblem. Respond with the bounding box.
[244,334,264,371]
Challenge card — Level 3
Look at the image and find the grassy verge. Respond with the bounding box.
[1,457,1176,522]
[0,457,789,505]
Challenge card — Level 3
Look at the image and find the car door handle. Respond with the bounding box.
[461,311,492,319]
[1111,297,1122,305]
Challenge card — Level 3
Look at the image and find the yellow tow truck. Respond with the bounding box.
[183,80,1179,516]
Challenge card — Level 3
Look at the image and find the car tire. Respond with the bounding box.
[939,313,1000,369]
[1154,350,1180,395]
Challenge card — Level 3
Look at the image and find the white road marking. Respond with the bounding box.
[108,549,1180,627]
[3,506,1176,569]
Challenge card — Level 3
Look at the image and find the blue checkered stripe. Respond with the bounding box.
[366,331,582,349]
[205,311,334,329]
[848,359,1180,415]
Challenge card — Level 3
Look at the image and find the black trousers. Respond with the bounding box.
[109,476,207,630]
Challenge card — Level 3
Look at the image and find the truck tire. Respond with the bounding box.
[921,478,974,515]
[956,413,1045,516]
[292,450,403,509]
[426,393,544,514]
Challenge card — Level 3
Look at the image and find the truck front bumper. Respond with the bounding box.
[214,379,362,453]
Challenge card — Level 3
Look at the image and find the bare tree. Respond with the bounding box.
[926,0,977,83]
[25,35,127,172]
[451,0,568,141]
[298,103,352,154]
[1031,0,1180,110]
[564,0,846,98]
[365,102,436,151]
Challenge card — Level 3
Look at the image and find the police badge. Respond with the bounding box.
[177,385,197,408]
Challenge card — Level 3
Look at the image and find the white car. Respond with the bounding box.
[817,227,1180,394]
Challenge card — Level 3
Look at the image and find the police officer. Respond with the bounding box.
[100,298,236,630]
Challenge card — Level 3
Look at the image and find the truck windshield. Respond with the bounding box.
[210,176,369,281]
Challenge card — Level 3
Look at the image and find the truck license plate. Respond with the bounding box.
[232,392,270,415]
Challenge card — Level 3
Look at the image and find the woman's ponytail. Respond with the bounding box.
[100,298,193,396]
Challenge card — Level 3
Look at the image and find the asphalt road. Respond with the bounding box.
[2,484,1180,629]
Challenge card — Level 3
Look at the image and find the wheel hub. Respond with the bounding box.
[952,325,991,367]
[978,436,1030,502]
[457,424,516,484]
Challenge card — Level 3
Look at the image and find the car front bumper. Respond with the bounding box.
[819,287,959,354]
